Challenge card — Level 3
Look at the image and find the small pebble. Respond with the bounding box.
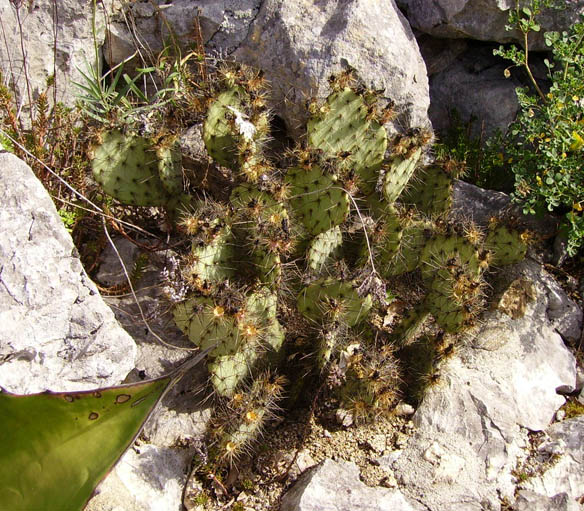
[394,402,415,417]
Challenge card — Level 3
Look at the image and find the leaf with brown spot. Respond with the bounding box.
[0,350,210,511]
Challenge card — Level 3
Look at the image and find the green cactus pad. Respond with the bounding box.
[203,87,248,169]
[91,130,170,206]
[286,166,350,235]
[173,288,284,396]
[297,278,372,326]
[209,348,257,398]
[156,142,183,196]
[307,87,387,194]
[419,234,483,283]
[251,248,281,286]
[402,165,453,216]
[383,148,422,204]
[385,220,433,276]
[423,290,467,333]
[368,205,403,269]
[203,87,269,181]
[188,222,236,284]
[231,184,288,224]
[307,226,343,273]
[485,224,528,266]
[214,374,283,461]
[172,297,244,358]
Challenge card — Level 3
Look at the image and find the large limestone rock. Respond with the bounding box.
[0,0,113,109]
[281,459,426,511]
[235,0,431,137]
[0,152,136,393]
[86,444,194,511]
[396,0,584,50]
[103,0,262,73]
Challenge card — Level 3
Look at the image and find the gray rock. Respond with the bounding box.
[103,1,431,139]
[396,0,584,50]
[515,490,581,511]
[0,153,136,394]
[0,0,112,111]
[280,459,426,511]
[428,44,519,137]
[86,444,193,511]
[390,259,578,510]
[451,180,559,236]
[235,0,431,138]
[103,1,262,72]
[521,416,584,504]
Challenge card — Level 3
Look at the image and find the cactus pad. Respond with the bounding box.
[203,87,269,181]
[307,226,343,273]
[156,142,183,196]
[485,224,528,266]
[186,222,236,285]
[383,148,422,204]
[173,288,284,396]
[286,166,350,235]
[402,165,453,217]
[307,87,387,193]
[91,130,170,206]
[297,278,372,326]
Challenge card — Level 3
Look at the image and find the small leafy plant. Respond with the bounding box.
[494,1,584,255]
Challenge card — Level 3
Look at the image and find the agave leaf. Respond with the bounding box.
[0,349,210,511]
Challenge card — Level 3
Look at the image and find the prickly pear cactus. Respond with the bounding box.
[383,148,422,204]
[402,165,453,217]
[91,130,172,206]
[485,223,528,266]
[297,278,372,327]
[203,86,270,182]
[88,64,537,476]
[211,373,284,462]
[156,141,183,196]
[286,165,350,235]
[173,288,284,397]
[307,86,387,193]
[307,226,343,274]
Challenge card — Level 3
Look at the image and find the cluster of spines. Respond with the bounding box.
[210,373,285,463]
[202,65,271,183]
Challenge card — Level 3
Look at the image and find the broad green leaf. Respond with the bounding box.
[0,350,210,511]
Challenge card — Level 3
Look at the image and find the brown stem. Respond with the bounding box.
[14,5,35,121]
[523,30,547,103]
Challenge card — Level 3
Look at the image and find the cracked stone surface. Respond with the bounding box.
[396,0,584,51]
[103,0,262,74]
[0,0,113,110]
[281,459,426,511]
[520,416,584,505]
[0,153,136,393]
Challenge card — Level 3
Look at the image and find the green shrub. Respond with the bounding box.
[495,2,584,255]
